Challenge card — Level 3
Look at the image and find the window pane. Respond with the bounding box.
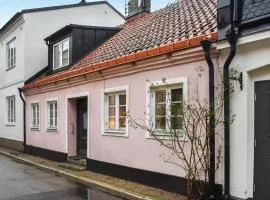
[55,103,58,127]
[119,117,126,128]
[119,106,126,117]
[171,117,183,130]
[119,94,126,105]
[54,45,60,68]
[155,117,166,129]
[155,90,166,103]
[171,102,182,116]
[155,104,166,116]
[109,107,115,116]
[109,96,115,106]
[171,88,183,102]
[109,117,116,129]
[62,40,69,66]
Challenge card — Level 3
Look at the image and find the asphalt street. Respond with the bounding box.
[0,155,122,200]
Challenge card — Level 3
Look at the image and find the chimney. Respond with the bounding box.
[79,0,86,4]
[127,0,151,18]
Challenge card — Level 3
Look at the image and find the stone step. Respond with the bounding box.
[67,157,86,166]
[58,162,86,171]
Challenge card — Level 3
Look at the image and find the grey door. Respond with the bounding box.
[76,98,88,158]
[254,81,270,199]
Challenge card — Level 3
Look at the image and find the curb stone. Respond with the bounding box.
[0,149,158,200]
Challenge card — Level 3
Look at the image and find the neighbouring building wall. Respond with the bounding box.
[23,3,125,81]
[218,35,270,199]
[25,51,223,183]
[0,19,25,144]
[0,82,24,142]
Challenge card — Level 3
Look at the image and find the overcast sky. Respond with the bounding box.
[0,0,175,28]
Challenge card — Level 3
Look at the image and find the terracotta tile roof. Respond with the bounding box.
[72,0,217,69]
[23,0,217,90]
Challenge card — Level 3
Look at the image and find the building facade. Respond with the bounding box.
[218,0,270,199]
[22,0,219,195]
[0,1,125,151]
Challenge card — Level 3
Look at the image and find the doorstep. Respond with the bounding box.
[0,147,186,200]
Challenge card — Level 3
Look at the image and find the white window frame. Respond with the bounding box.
[7,38,16,69]
[6,96,16,125]
[102,85,129,137]
[46,99,58,131]
[30,102,40,130]
[146,78,188,139]
[53,38,70,70]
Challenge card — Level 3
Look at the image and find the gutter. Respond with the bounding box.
[201,40,216,198]
[23,32,217,91]
[18,88,26,150]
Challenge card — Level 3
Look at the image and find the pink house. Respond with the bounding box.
[22,0,218,195]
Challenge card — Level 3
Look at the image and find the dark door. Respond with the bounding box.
[76,98,88,158]
[254,81,270,199]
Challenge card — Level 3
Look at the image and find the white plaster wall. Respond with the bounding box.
[0,19,25,142]
[23,3,125,80]
[219,37,270,199]
[0,82,24,141]
[0,20,25,88]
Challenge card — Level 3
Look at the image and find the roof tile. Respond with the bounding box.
[24,0,217,90]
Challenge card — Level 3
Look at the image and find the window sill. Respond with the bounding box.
[46,128,59,133]
[5,123,16,127]
[31,127,40,131]
[146,131,186,141]
[6,66,15,71]
[102,130,128,137]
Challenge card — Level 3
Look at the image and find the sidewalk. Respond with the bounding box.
[0,147,186,200]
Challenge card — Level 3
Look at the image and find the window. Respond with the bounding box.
[149,83,184,136]
[7,38,16,69]
[47,101,58,130]
[53,38,69,70]
[7,96,16,124]
[31,103,40,129]
[103,86,129,136]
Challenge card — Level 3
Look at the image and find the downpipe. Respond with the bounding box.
[18,88,26,151]
[223,31,238,200]
[201,40,216,199]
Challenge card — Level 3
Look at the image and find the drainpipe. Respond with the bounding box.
[18,88,26,151]
[224,0,239,198]
[201,40,216,198]
[223,31,238,199]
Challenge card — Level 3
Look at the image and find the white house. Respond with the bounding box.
[218,0,270,199]
[0,0,125,151]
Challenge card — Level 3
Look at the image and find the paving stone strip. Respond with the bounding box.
[0,147,186,200]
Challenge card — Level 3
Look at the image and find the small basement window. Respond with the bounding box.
[53,38,69,70]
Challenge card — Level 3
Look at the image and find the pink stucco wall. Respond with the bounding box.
[25,54,215,178]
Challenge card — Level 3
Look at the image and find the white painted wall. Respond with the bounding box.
[218,36,270,199]
[0,82,24,141]
[23,3,125,80]
[0,2,124,143]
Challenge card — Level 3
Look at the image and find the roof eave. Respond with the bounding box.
[23,32,218,91]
